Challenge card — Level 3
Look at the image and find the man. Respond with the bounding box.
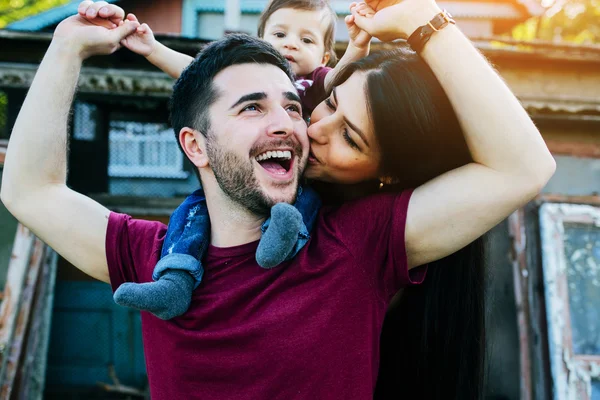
[0,10,423,399]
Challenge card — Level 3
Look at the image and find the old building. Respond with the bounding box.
[0,0,598,398]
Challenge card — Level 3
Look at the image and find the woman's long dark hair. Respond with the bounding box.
[326,47,487,399]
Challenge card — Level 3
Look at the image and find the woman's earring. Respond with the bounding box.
[379,176,398,189]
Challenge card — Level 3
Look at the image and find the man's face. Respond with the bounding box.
[204,63,309,215]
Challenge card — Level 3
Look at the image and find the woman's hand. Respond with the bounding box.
[350,0,442,41]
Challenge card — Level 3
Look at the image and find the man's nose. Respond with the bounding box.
[266,106,294,138]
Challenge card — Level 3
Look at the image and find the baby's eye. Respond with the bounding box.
[302,38,314,44]
[274,32,285,38]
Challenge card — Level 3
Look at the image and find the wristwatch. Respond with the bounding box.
[407,10,456,54]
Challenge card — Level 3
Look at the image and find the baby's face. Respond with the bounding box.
[262,8,331,77]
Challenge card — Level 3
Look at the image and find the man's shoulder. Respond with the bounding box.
[106,212,166,288]
[107,212,167,255]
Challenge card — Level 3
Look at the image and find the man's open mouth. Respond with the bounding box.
[255,150,294,179]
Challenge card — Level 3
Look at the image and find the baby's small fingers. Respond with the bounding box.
[127,13,139,22]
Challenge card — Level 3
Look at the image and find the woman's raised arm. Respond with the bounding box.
[352,1,556,268]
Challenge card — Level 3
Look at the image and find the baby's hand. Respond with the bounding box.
[346,3,372,50]
[119,14,156,57]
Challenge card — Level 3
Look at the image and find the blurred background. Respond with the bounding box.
[0,0,598,399]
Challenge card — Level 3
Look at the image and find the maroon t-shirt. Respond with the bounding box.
[106,190,426,400]
[295,66,331,117]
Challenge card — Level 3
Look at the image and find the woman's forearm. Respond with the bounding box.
[416,8,555,183]
[147,42,194,79]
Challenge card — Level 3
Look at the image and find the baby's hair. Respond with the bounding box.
[257,0,338,66]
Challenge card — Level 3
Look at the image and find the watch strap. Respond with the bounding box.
[407,10,456,54]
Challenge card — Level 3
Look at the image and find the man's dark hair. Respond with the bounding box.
[257,0,338,66]
[169,33,294,142]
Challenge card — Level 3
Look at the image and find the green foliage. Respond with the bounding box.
[513,0,600,44]
[0,0,70,29]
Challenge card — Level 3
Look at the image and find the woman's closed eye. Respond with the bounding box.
[343,129,359,150]
[325,97,335,111]
[324,97,360,150]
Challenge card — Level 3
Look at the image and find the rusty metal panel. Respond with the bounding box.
[539,203,600,400]
[0,225,35,365]
[0,236,44,399]
[15,249,57,400]
[0,223,57,399]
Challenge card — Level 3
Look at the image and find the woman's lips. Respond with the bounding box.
[308,150,320,164]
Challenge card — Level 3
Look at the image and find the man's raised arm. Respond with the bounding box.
[0,13,139,283]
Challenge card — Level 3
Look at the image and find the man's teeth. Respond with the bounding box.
[255,150,292,162]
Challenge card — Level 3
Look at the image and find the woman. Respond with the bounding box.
[309,47,486,399]
[300,1,554,398]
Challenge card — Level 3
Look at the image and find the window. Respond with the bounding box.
[73,102,97,141]
[539,203,600,400]
[108,120,188,179]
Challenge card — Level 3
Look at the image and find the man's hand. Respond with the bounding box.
[53,2,139,60]
[78,0,124,28]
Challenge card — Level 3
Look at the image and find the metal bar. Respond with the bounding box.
[545,139,600,159]
[536,194,600,207]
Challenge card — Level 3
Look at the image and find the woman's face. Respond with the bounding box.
[304,72,382,184]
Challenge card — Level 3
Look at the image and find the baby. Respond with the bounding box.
[83,0,371,319]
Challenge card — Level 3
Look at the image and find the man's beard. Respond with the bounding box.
[206,136,304,216]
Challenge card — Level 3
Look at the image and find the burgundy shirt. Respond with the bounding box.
[295,66,331,117]
[106,190,426,400]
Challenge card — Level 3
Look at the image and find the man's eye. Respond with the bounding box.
[242,104,259,112]
[287,104,302,114]
[274,32,285,38]
[302,38,314,44]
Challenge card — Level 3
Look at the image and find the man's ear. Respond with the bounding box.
[179,127,209,169]
[321,52,331,66]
